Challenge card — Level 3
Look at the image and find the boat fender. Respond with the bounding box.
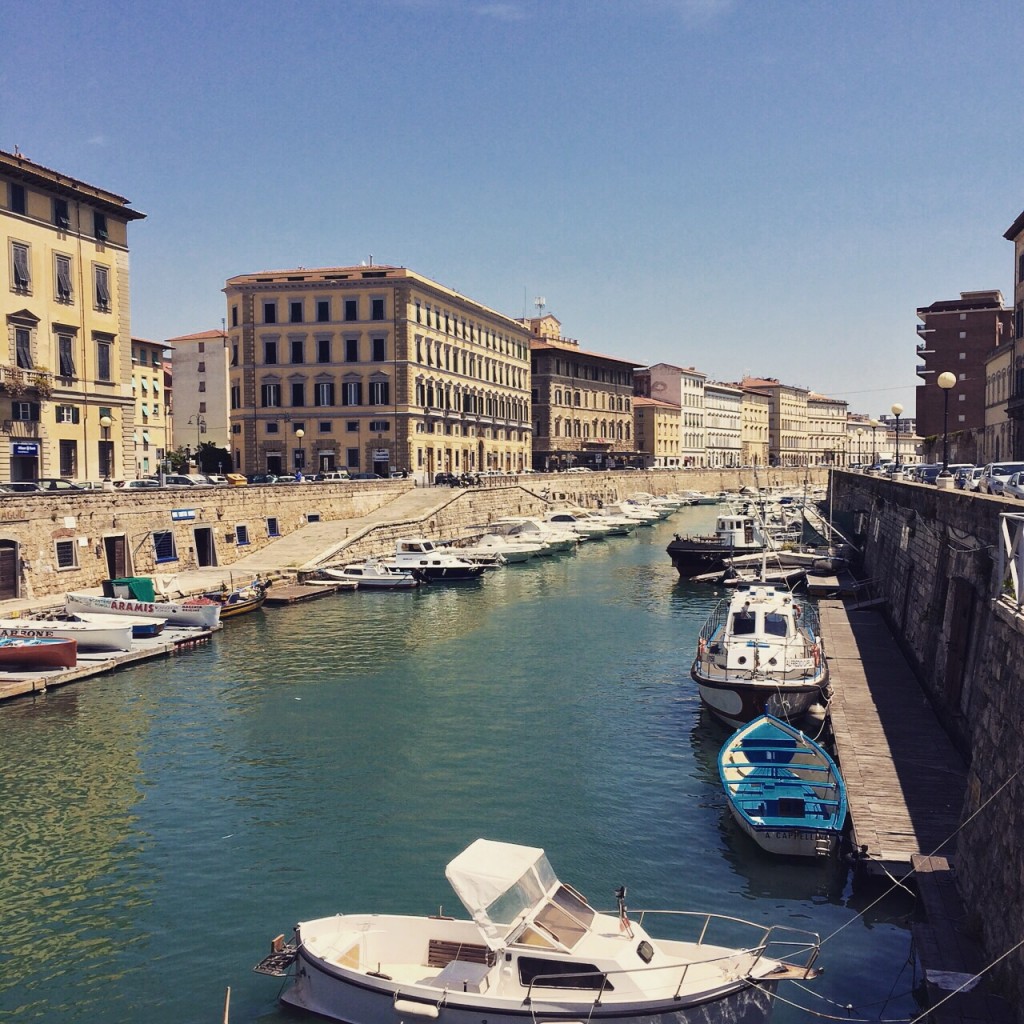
[394,1000,439,1018]
[698,637,706,657]
[812,644,820,667]
[793,604,801,618]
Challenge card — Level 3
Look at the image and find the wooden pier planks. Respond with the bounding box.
[817,599,967,874]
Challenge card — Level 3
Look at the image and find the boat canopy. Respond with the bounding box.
[445,839,557,948]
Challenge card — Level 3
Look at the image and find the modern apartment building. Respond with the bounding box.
[528,314,640,470]
[130,337,169,477]
[915,290,1010,440]
[166,329,230,466]
[1002,212,1024,459]
[224,265,531,479]
[633,396,681,468]
[1,149,145,481]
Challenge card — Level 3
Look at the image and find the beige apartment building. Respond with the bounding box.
[528,314,640,470]
[806,391,848,466]
[633,396,681,468]
[224,265,531,479]
[130,337,169,477]
[1,149,145,482]
[704,382,743,467]
[739,385,770,467]
[166,329,230,467]
[634,362,707,467]
[742,377,810,466]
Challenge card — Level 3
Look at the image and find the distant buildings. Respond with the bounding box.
[130,337,169,477]
[633,396,680,468]
[1,148,145,482]
[165,329,230,464]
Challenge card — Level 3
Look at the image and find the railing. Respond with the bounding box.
[996,513,1024,610]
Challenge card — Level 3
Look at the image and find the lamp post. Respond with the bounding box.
[856,427,864,468]
[99,414,113,484]
[891,403,903,476]
[937,371,956,487]
[295,427,305,474]
[870,420,879,467]
[187,415,206,470]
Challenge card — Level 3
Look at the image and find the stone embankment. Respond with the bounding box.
[831,470,1024,1019]
[0,468,826,606]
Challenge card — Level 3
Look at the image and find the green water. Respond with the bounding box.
[0,510,919,1023]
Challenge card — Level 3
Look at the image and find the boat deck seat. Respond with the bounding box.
[426,939,495,968]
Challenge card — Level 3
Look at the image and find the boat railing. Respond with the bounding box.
[696,599,730,642]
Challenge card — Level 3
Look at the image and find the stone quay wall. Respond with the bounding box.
[1,467,826,601]
[831,470,1024,1013]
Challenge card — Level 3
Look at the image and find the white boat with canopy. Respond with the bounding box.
[255,838,821,1024]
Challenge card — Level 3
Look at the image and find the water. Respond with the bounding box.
[0,509,920,1023]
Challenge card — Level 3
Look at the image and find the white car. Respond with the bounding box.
[980,462,1024,495]
[1003,472,1024,500]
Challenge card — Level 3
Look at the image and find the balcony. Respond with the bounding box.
[916,365,935,379]
[0,365,54,399]
[916,342,934,355]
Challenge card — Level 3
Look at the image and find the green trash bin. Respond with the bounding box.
[102,577,156,602]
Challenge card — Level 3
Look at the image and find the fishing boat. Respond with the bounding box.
[204,578,270,618]
[389,538,486,582]
[254,838,821,1024]
[0,635,77,670]
[65,591,221,629]
[718,715,848,858]
[68,610,166,638]
[666,511,769,577]
[324,559,420,589]
[691,584,829,729]
[0,616,134,652]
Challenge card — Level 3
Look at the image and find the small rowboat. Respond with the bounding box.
[0,636,77,670]
[718,714,847,857]
[66,592,221,629]
[0,617,133,652]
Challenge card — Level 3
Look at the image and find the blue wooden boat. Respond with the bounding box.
[718,714,847,857]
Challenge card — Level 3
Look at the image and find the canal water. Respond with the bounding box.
[0,508,920,1024]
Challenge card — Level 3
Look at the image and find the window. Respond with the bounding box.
[344,298,358,321]
[319,421,331,432]
[54,198,70,229]
[316,299,330,322]
[235,524,250,546]
[15,327,32,369]
[197,361,206,372]
[261,383,281,407]
[315,382,335,406]
[59,439,78,477]
[153,530,178,563]
[94,212,108,241]
[346,447,360,468]
[369,380,389,405]
[290,301,303,323]
[11,242,30,291]
[197,401,204,413]
[55,539,78,570]
[369,420,390,432]
[13,401,40,422]
[291,339,304,363]
[371,336,386,361]
[371,298,385,320]
[264,340,278,364]
[94,265,110,310]
[266,422,279,433]
[55,254,73,301]
[198,381,206,393]
[56,404,80,424]
[10,183,26,214]
[291,382,305,406]
[317,337,331,362]
[342,381,362,406]
[231,384,241,409]
[347,421,359,432]
[264,301,277,324]
[345,337,359,361]
[231,305,239,327]
[266,517,280,537]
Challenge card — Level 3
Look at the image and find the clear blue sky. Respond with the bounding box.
[6,0,1023,420]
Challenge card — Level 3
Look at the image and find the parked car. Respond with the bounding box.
[1004,472,1024,500]
[73,480,107,490]
[246,473,278,485]
[953,465,976,489]
[162,474,207,487]
[3,481,43,492]
[916,464,943,485]
[350,472,382,481]
[36,478,83,491]
[204,474,229,486]
[314,470,351,482]
[117,478,161,489]
[979,462,1024,495]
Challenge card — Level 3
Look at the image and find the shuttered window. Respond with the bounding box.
[12,242,30,291]
[56,254,73,301]
[94,265,110,309]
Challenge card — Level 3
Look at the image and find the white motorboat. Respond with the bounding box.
[65,591,222,629]
[389,538,486,582]
[490,517,578,553]
[324,559,420,589]
[543,510,612,540]
[573,508,637,535]
[0,616,134,652]
[67,610,167,638]
[255,838,821,1024]
[691,584,830,729]
[603,501,660,524]
[452,534,539,564]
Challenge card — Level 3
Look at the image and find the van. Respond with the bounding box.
[317,470,350,482]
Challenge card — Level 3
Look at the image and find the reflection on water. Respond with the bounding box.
[0,509,920,1023]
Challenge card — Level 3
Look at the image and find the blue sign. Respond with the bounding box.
[11,442,39,456]
[170,509,196,521]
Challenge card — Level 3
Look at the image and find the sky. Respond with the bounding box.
[5,0,1024,420]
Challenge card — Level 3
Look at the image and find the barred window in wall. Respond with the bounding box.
[58,334,76,377]
[56,253,74,301]
[153,531,178,563]
[15,327,32,369]
[12,242,31,291]
[55,539,78,570]
[94,265,110,310]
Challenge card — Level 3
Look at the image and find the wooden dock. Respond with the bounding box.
[817,599,967,876]
[263,581,355,605]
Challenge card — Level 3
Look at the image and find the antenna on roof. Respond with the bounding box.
[534,296,546,316]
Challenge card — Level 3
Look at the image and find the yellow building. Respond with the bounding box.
[130,337,169,478]
[742,377,810,466]
[1,149,145,482]
[806,391,848,466]
[739,385,770,467]
[633,396,681,468]
[224,265,531,479]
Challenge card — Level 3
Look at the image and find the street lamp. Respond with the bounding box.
[295,427,305,473]
[869,420,879,467]
[937,371,956,486]
[891,403,903,474]
[856,427,864,467]
[187,415,206,470]
[99,414,113,480]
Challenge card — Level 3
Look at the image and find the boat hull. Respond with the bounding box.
[282,945,777,1024]
[727,809,840,857]
[667,539,762,577]
[0,619,133,651]
[693,668,827,730]
[66,592,221,629]
[0,636,77,669]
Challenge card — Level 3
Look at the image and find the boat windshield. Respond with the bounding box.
[511,885,595,951]
[764,612,789,637]
[487,856,556,926]
[731,609,757,635]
